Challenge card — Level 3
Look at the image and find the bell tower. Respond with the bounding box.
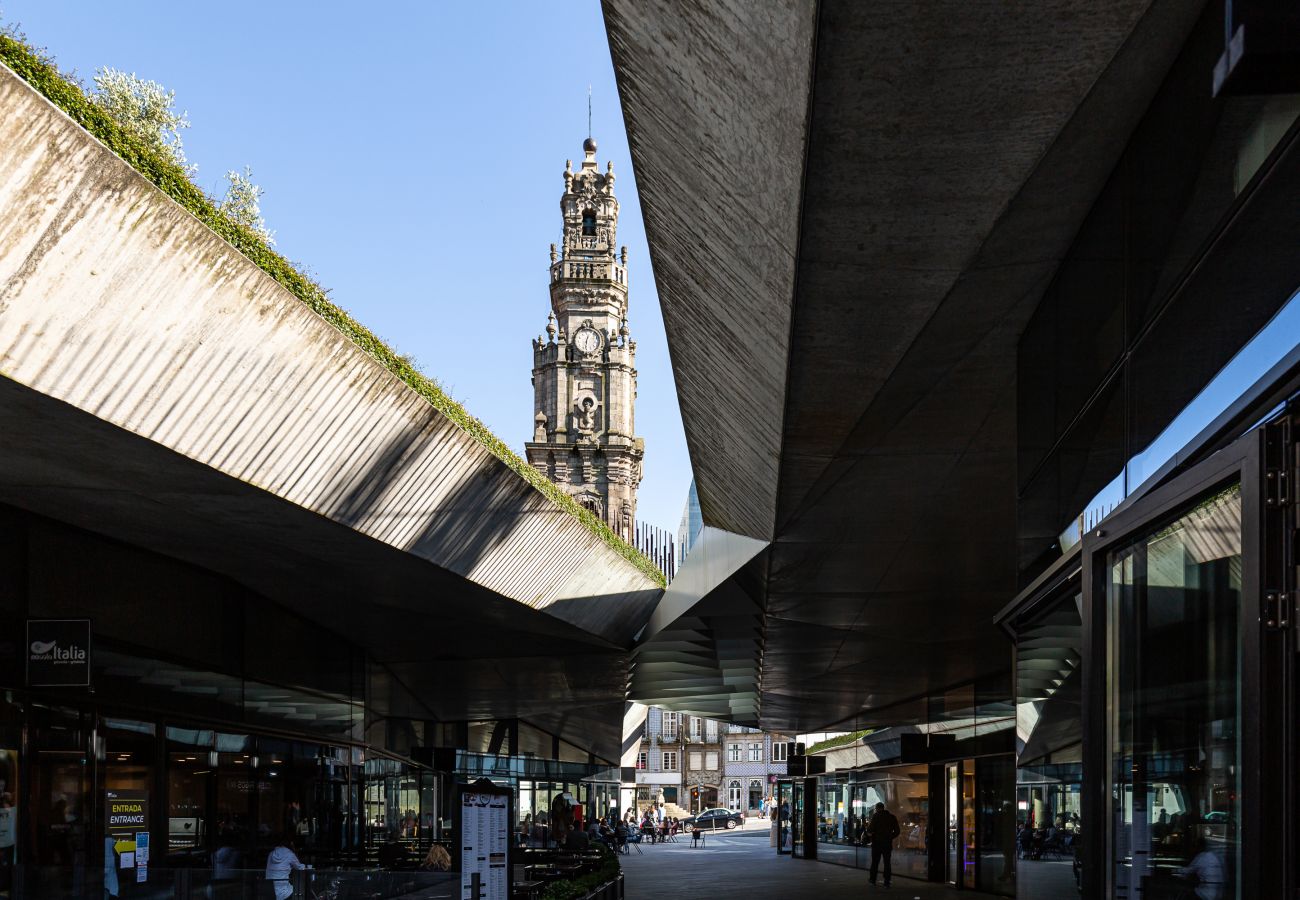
[526,137,643,540]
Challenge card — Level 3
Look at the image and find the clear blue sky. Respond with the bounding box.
[4,0,693,534]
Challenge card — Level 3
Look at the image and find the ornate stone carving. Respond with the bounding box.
[525,137,642,534]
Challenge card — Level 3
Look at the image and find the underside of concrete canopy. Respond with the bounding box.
[0,64,660,760]
[607,0,1205,731]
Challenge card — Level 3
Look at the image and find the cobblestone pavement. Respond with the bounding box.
[619,830,1000,898]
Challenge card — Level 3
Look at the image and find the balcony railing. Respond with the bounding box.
[550,259,627,285]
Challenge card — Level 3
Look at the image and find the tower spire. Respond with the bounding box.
[526,136,642,540]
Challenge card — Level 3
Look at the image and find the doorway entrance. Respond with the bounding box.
[945,760,975,888]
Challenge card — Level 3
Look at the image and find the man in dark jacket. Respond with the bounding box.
[866,802,900,888]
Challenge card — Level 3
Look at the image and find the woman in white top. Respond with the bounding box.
[264,834,306,900]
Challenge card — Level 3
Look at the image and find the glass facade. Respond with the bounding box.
[1108,485,1241,900]
[1016,0,1300,578]
[1014,578,1085,898]
[809,765,931,877]
[0,501,616,896]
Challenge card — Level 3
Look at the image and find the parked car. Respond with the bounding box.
[683,808,744,831]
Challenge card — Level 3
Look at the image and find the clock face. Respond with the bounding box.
[574,328,601,354]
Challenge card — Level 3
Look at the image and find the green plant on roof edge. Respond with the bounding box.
[0,31,665,589]
[805,730,871,756]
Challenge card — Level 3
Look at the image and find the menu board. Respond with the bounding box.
[460,788,509,900]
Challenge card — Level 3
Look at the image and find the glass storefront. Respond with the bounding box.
[791,779,807,858]
[1109,484,1241,900]
[945,759,974,887]
[805,764,932,881]
[776,779,792,854]
[0,692,443,896]
[456,752,618,848]
[798,758,1010,891]
[1013,576,1085,899]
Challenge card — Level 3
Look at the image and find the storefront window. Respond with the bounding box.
[977,755,1016,895]
[0,694,21,899]
[857,764,929,879]
[776,780,793,854]
[1014,578,1084,898]
[28,704,89,898]
[791,780,806,858]
[1110,484,1241,900]
[813,776,853,866]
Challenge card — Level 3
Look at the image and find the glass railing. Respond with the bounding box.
[10,865,457,899]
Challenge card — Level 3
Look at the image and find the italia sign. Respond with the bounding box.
[27,619,91,687]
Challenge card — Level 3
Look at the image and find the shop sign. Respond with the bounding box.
[26,619,91,687]
[106,789,148,869]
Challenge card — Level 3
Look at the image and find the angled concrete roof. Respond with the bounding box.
[604,0,815,542]
[608,0,1204,731]
[0,64,659,758]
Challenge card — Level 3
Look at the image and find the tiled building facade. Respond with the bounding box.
[631,707,790,817]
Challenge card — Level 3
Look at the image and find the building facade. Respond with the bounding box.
[526,137,643,540]
[722,728,790,815]
[631,708,789,818]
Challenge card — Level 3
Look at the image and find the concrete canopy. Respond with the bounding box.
[0,65,659,760]
[608,0,1204,731]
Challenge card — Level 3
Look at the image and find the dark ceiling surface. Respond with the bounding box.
[0,376,629,760]
[609,0,1206,731]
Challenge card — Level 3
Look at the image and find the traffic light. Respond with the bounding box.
[691,787,699,800]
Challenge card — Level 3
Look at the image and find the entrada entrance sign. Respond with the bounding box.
[26,619,90,687]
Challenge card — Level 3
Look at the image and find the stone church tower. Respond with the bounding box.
[526,137,643,540]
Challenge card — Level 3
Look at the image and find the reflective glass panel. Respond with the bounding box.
[1110,484,1240,899]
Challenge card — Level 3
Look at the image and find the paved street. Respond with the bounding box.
[620,830,996,898]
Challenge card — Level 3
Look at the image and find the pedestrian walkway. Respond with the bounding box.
[619,830,1000,898]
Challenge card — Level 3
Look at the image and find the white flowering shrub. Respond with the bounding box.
[91,67,193,174]
[219,166,275,246]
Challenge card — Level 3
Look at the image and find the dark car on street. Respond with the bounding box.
[683,808,744,831]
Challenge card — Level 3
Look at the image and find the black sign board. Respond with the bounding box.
[26,619,91,687]
[106,789,149,837]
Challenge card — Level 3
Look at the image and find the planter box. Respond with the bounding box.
[576,873,624,900]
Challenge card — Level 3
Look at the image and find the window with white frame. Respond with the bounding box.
[749,742,763,762]
[727,780,742,811]
[706,719,718,741]
[637,751,647,770]
[705,751,719,769]
[662,751,678,770]
[662,712,678,740]
[688,751,702,770]
[727,743,741,762]
[689,717,702,741]
[771,741,788,762]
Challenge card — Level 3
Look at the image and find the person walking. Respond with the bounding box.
[866,802,900,889]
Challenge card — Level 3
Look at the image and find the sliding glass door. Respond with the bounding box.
[1082,429,1267,899]
[1108,484,1242,899]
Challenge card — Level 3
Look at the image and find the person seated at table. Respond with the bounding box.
[615,820,633,845]
[592,821,611,850]
[421,843,451,871]
[1177,837,1225,900]
[565,826,590,851]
